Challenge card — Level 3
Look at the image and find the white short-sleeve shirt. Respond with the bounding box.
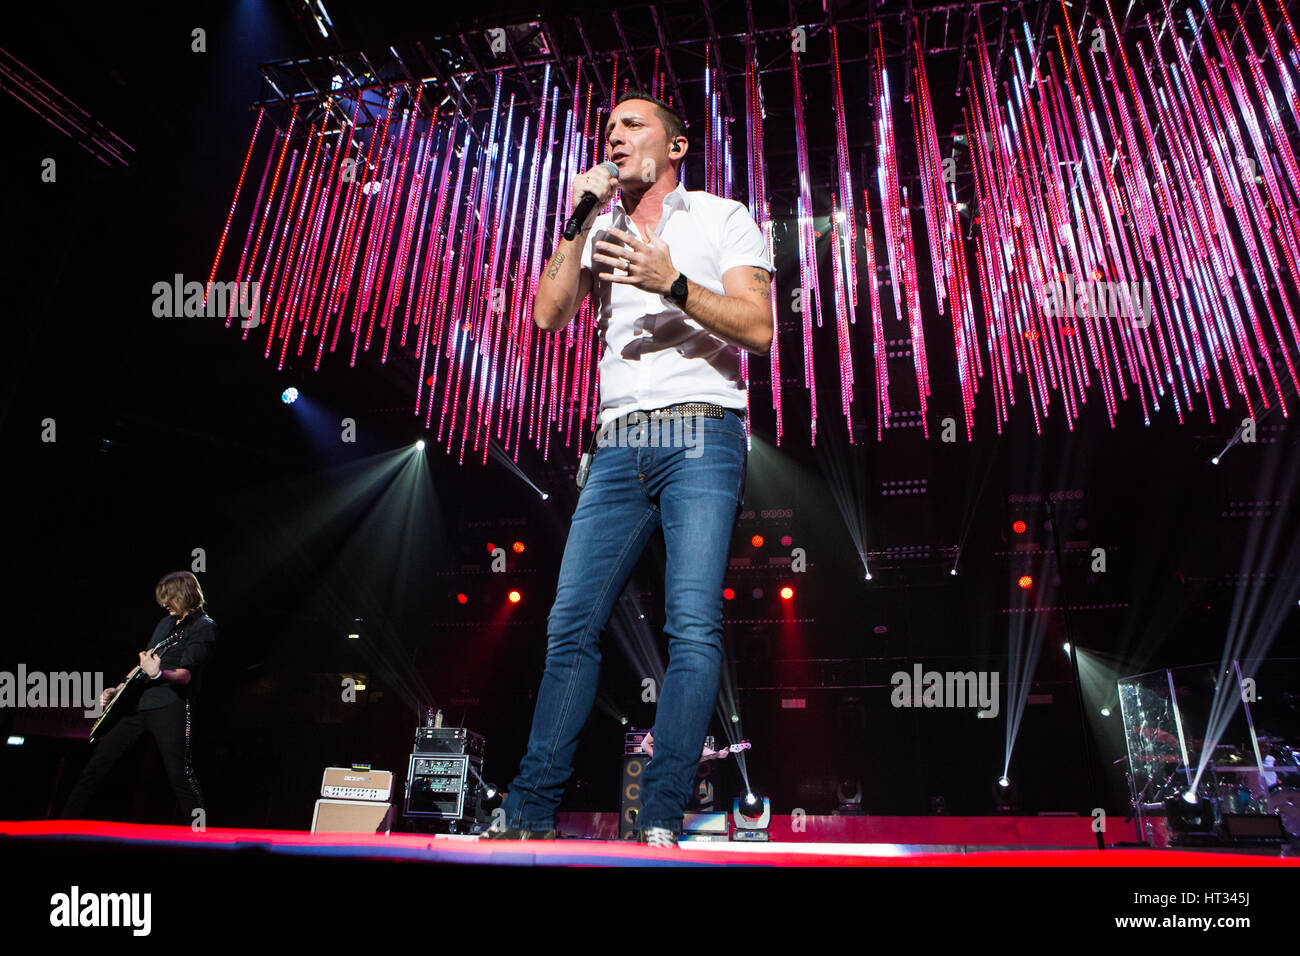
[579,180,774,427]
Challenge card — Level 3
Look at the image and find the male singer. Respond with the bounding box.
[487,90,774,847]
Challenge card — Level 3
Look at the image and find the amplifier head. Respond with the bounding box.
[320,766,394,799]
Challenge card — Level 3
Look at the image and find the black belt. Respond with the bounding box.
[608,402,741,430]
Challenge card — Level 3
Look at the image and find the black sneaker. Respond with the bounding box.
[636,826,680,848]
[481,823,557,840]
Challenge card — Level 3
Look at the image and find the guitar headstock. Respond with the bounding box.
[152,628,190,656]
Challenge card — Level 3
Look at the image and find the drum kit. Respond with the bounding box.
[1129,731,1300,838]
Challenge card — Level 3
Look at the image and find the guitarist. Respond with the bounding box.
[60,572,218,824]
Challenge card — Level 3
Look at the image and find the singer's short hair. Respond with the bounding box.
[612,89,687,146]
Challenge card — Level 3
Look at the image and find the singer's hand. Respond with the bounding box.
[570,166,619,232]
[594,228,678,297]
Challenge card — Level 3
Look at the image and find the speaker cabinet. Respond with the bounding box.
[310,799,393,834]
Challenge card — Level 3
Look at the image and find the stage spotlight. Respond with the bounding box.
[619,716,629,725]
[780,586,794,600]
[6,736,23,746]
[723,587,734,600]
[835,778,864,813]
[864,571,873,581]
[1163,773,1220,842]
[1211,456,1220,465]
[1063,642,1071,654]
[512,541,525,554]
[732,795,771,841]
[1012,520,1026,533]
[730,713,739,723]
[456,593,468,605]
[993,777,1018,812]
[1100,706,1111,717]
[949,567,958,576]
[347,632,359,640]
[1018,575,1033,589]
[415,440,426,451]
[751,534,765,548]
[281,387,299,404]
[508,590,521,604]
[540,492,550,501]
[480,783,503,814]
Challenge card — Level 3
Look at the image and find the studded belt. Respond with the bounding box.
[610,402,740,429]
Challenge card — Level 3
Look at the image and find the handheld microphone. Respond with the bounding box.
[563,161,619,241]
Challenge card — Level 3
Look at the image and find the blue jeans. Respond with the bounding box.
[500,410,748,833]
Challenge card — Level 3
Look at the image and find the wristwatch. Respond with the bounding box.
[664,272,688,309]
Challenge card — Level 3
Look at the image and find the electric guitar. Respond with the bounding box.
[88,629,190,743]
[700,740,752,762]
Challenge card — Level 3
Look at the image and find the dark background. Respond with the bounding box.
[1,0,1297,829]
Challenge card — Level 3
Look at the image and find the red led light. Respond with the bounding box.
[780,586,794,600]
[209,29,1300,459]
[486,542,495,554]
[508,590,521,604]
[512,541,525,554]
[1012,520,1027,534]
[456,593,468,605]
[781,535,793,547]
[1018,576,1033,590]
[751,535,765,548]
[723,588,735,600]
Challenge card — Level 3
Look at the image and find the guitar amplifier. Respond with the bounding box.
[320,766,394,801]
[414,726,485,759]
[311,799,393,834]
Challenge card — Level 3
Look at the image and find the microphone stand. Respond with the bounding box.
[1046,493,1106,851]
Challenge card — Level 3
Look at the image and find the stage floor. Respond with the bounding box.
[3,820,1296,867]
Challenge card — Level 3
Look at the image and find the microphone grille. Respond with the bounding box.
[599,161,619,176]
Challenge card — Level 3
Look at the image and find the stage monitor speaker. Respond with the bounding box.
[1222,813,1288,843]
[311,799,393,834]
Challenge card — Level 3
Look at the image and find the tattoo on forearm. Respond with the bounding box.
[546,251,567,280]
[749,269,771,294]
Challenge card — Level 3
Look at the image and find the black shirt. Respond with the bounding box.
[136,611,218,711]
